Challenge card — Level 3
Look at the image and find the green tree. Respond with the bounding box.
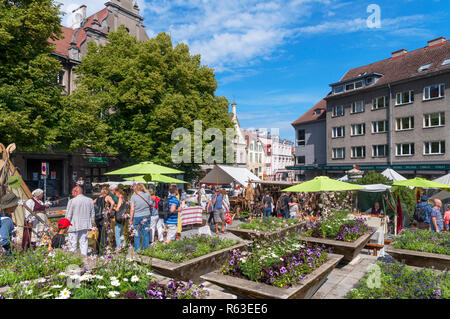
[71,27,234,179]
[0,0,64,151]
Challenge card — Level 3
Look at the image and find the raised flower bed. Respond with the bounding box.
[133,235,250,282]
[346,261,449,299]
[299,211,374,262]
[201,236,343,298]
[0,247,84,289]
[0,254,209,299]
[228,217,305,241]
[386,229,450,270]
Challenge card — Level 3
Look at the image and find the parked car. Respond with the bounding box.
[186,189,213,204]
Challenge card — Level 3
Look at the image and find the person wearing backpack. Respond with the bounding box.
[413,195,432,230]
[93,186,108,255]
[147,189,164,243]
[164,185,181,243]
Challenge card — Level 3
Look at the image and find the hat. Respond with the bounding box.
[0,193,19,210]
[421,195,428,201]
[32,188,44,197]
[109,184,118,191]
[58,218,72,229]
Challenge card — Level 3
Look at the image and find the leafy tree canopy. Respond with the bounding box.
[0,0,64,151]
[70,26,234,179]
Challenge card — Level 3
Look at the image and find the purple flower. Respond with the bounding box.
[269,277,274,283]
[229,260,234,266]
[193,290,198,297]
[188,280,193,289]
[280,267,287,274]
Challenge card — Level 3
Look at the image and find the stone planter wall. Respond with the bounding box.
[200,253,343,299]
[131,241,251,283]
[386,245,450,271]
[298,231,375,262]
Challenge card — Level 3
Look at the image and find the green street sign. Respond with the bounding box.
[86,157,109,165]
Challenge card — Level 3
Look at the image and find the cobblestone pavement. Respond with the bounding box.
[312,253,379,299]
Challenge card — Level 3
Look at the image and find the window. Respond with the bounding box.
[351,146,366,158]
[443,59,450,66]
[396,90,414,105]
[372,120,388,133]
[250,153,253,162]
[351,101,365,114]
[373,145,388,158]
[396,117,414,131]
[423,84,445,100]
[296,156,306,165]
[418,63,432,72]
[424,141,445,155]
[424,112,445,128]
[366,77,374,85]
[334,85,344,94]
[351,123,365,136]
[332,148,345,159]
[355,81,363,89]
[332,126,345,138]
[297,130,305,146]
[373,96,388,110]
[396,143,415,156]
[57,70,65,86]
[332,105,344,117]
[346,83,355,91]
[250,143,254,151]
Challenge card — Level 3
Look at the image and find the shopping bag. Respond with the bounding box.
[198,225,212,236]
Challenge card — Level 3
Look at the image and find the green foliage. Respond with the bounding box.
[70,27,234,180]
[0,247,84,286]
[347,262,449,299]
[0,0,64,151]
[393,229,450,255]
[138,235,239,263]
[238,217,300,232]
[352,171,392,186]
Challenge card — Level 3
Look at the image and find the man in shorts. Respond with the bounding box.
[212,188,226,234]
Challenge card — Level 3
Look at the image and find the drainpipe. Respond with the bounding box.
[388,83,393,166]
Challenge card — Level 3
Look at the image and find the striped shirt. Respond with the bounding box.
[165,194,179,225]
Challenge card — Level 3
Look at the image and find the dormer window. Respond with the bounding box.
[355,81,363,89]
[334,85,344,94]
[418,63,432,72]
[314,109,321,115]
[366,77,374,85]
[345,83,355,91]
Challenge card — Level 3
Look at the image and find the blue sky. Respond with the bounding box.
[58,0,449,141]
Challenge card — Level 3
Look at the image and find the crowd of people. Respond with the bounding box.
[0,183,186,256]
[414,195,450,233]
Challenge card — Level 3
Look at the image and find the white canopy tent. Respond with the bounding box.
[92,181,154,187]
[200,165,261,187]
[433,173,450,185]
[336,175,349,182]
[360,184,392,192]
[381,168,407,182]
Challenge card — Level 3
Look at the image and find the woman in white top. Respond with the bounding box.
[23,189,50,248]
[288,197,301,219]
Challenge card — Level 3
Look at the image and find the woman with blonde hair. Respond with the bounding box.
[129,183,152,251]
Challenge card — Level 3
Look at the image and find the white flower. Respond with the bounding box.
[110,276,117,281]
[26,290,33,295]
[94,275,104,280]
[111,280,120,287]
[98,285,107,289]
[123,278,129,282]
[48,251,55,258]
[36,278,46,283]
[51,285,62,289]
[131,275,139,283]
[146,272,154,276]
[58,288,71,299]
[108,291,120,298]
[43,294,53,298]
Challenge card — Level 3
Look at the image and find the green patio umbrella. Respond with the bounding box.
[105,161,183,176]
[392,177,450,189]
[124,174,187,184]
[282,176,364,193]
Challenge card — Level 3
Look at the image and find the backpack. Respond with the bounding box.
[158,197,171,219]
[115,202,128,224]
[94,196,105,221]
[413,204,428,223]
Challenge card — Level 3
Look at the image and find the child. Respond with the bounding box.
[48,218,71,250]
[444,204,450,232]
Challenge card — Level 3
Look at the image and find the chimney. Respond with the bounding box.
[392,49,407,58]
[428,37,446,47]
